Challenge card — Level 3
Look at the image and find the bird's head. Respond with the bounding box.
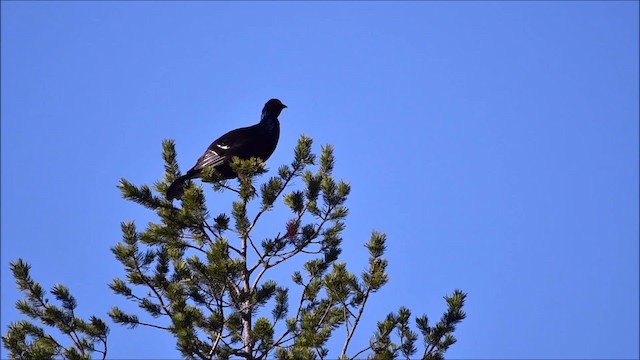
[263,98,287,117]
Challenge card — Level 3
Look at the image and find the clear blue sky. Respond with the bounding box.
[2,2,638,359]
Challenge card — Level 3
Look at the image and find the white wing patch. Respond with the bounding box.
[196,149,226,169]
[216,143,230,150]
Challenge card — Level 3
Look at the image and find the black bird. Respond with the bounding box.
[166,98,287,200]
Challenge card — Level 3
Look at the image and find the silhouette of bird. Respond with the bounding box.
[166,98,287,200]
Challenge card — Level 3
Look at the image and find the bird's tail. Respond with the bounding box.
[166,174,192,201]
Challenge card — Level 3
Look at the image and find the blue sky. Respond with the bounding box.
[2,1,638,359]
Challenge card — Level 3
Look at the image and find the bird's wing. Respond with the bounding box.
[190,125,256,172]
[192,149,226,171]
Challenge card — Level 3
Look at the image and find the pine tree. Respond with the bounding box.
[2,259,109,360]
[3,135,466,360]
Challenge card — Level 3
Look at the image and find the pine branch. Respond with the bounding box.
[4,260,109,359]
[271,275,313,349]
[132,251,173,320]
[108,135,467,359]
[340,287,371,358]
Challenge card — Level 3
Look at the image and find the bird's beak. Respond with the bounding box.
[283,104,288,108]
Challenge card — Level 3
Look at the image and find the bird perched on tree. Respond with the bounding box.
[166,98,287,200]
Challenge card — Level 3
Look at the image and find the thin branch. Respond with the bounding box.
[271,278,311,348]
[247,185,306,276]
[202,218,217,237]
[248,181,337,294]
[343,304,350,335]
[227,243,242,256]
[218,335,232,350]
[341,300,356,319]
[131,320,171,330]
[340,287,372,358]
[24,282,73,353]
[202,218,244,257]
[178,239,210,255]
[247,164,302,235]
[313,298,334,334]
[208,283,227,358]
[193,343,211,360]
[67,322,84,357]
[216,182,241,194]
[131,251,174,320]
[263,250,300,269]
[99,336,108,360]
[350,345,372,360]
[251,263,272,291]
[228,278,241,299]
[263,208,330,266]
[273,333,298,348]
[424,342,438,358]
[238,196,253,359]
[247,234,264,267]
[209,329,223,358]
[298,248,324,255]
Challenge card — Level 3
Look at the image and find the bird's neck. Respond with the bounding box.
[260,111,279,131]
